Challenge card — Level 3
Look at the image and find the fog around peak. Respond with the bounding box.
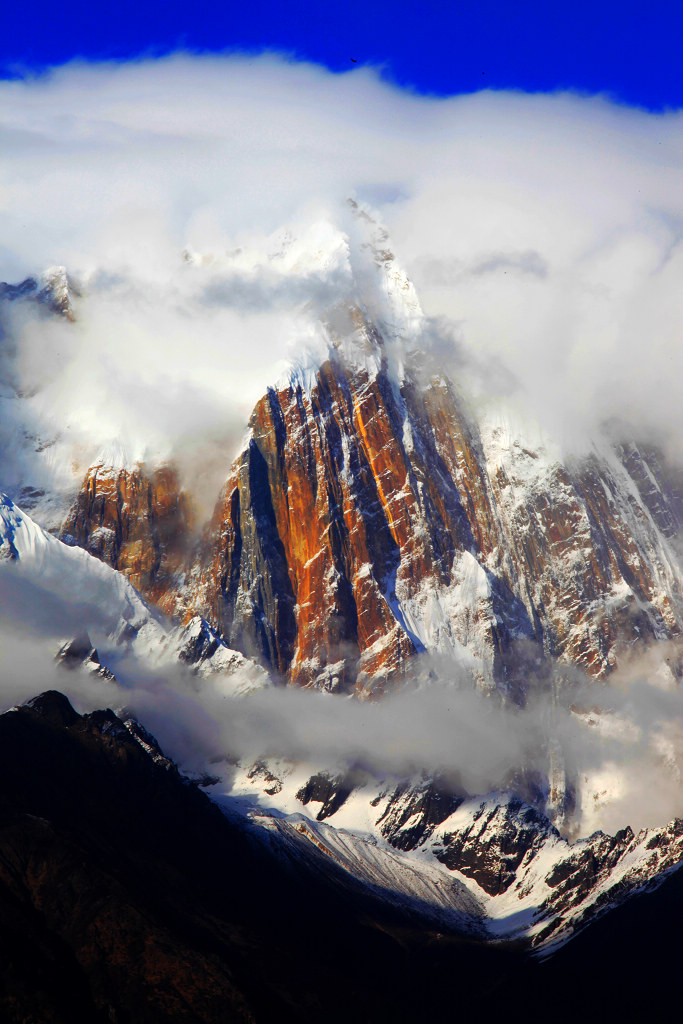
[2,573,683,841]
[0,55,681,510]
[1,56,683,842]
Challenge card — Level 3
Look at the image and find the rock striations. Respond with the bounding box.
[60,460,192,617]
[5,212,683,999]
[61,306,683,695]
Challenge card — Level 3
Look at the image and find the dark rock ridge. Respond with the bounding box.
[56,632,116,680]
[0,691,564,1022]
[296,771,356,821]
[3,692,683,1022]
[175,615,224,666]
[375,776,464,851]
[435,798,557,896]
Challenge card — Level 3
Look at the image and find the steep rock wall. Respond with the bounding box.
[60,462,191,616]
[60,342,683,693]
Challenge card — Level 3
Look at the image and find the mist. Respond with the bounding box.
[1,54,682,513]
[112,654,683,838]
[2,568,682,840]
[2,54,683,841]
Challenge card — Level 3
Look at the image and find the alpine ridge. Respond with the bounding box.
[59,210,683,696]
[3,207,683,1006]
[60,459,192,615]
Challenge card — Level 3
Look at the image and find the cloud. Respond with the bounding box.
[1,55,683,841]
[2,588,683,841]
[415,250,549,286]
[0,54,682,510]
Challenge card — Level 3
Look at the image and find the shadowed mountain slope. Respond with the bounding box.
[1,691,683,1023]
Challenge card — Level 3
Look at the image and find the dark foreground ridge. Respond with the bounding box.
[1,692,682,1023]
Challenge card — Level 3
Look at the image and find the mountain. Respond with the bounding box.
[0,265,77,320]
[60,458,192,616]
[56,212,683,697]
[0,689,421,1024]
[0,491,269,690]
[179,330,683,694]
[2,206,683,1012]
[2,690,683,1023]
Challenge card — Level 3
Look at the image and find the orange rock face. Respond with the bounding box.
[191,357,423,690]
[60,462,192,617]
[61,336,683,694]
[197,348,683,690]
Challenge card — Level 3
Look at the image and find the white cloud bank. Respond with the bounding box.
[2,587,683,840]
[2,56,683,840]
[1,54,682,510]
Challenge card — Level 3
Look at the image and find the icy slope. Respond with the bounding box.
[0,493,268,691]
[219,755,683,954]
[0,491,165,651]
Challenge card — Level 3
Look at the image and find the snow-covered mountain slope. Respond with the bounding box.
[0,491,165,650]
[215,756,683,954]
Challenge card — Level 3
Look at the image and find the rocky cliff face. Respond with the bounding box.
[184,339,683,694]
[187,338,528,692]
[59,257,683,697]
[60,460,192,616]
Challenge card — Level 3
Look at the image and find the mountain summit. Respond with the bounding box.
[2,208,683,1014]
[55,210,683,696]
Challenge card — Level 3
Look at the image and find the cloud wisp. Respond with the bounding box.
[0,54,682,514]
[2,569,682,842]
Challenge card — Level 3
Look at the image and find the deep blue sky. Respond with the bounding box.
[3,1,682,110]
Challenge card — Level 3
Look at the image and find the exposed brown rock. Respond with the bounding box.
[60,462,192,617]
[61,329,683,692]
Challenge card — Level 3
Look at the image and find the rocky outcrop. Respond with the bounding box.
[58,225,683,694]
[483,433,683,677]
[375,776,464,852]
[296,771,356,821]
[0,266,78,320]
[435,797,559,896]
[60,461,192,617]
[394,790,683,950]
[56,632,116,680]
[167,614,271,690]
[614,439,683,540]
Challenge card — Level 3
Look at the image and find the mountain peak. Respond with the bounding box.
[21,690,80,728]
